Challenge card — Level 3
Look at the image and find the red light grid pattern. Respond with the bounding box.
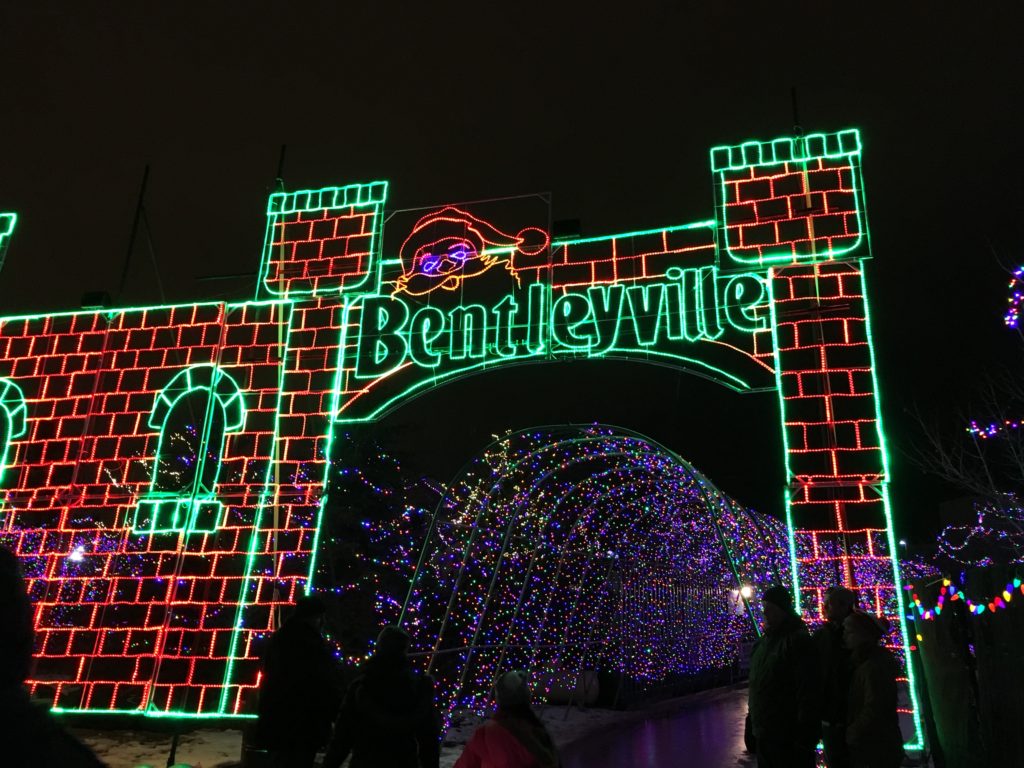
[262,183,386,297]
[0,295,343,715]
[718,155,864,267]
[772,261,913,712]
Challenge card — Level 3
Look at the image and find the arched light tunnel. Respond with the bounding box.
[398,425,790,721]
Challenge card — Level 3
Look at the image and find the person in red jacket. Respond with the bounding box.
[455,671,560,768]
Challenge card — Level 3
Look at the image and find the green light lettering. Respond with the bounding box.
[355,296,409,377]
[551,292,595,350]
[409,306,447,367]
[527,283,549,354]
[625,283,664,346]
[449,305,488,360]
[587,285,624,354]
[698,266,723,340]
[723,274,768,332]
[491,295,519,357]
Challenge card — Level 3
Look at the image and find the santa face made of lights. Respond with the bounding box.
[392,207,548,296]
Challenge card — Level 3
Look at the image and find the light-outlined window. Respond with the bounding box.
[132,364,245,534]
[0,377,28,496]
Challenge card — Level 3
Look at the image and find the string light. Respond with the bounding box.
[0,129,920,747]
[1004,266,1024,329]
[909,577,1024,621]
[399,426,788,723]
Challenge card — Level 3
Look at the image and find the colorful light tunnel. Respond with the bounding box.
[398,425,789,720]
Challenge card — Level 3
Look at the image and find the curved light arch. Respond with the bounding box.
[400,424,789,721]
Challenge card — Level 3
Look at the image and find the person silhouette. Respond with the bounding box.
[324,626,440,768]
[814,586,858,768]
[843,611,904,768]
[256,595,341,768]
[0,546,106,768]
[747,585,821,768]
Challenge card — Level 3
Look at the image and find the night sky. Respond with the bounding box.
[1,4,1022,541]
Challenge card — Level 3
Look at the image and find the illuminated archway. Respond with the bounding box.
[399,425,789,719]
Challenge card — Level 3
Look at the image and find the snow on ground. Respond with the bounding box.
[72,726,242,768]
[74,685,749,768]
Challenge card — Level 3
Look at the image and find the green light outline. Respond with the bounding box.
[711,129,867,266]
[0,377,27,497]
[50,707,256,721]
[303,297,356,598]
[765,270,803,604]
[257,182,389,299]
[218,302,295,714]
[0,213,16,272]
[550,219,715,248]
[336,347,760,427]
[131,365,246,535]
[857,265,924,750]
[337,264,776,423]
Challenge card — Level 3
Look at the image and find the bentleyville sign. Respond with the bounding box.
[354,265,767,375]
[330,203,776,422]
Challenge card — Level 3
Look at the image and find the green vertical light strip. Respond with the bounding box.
[857,266,925,750]
[765,268,803,606]
[218,301,295,715]
[0,213,15,273]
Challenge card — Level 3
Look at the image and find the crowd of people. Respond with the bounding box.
[254,595,560,768]
[747,585,906,768]
[0,543,906,768]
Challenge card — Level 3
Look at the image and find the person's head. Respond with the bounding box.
[292,594,327,630]
[494,670,531,712]
[823,586,858,624]
[374,626,410,661]
[761,585,794,630]
[843,610,887,650]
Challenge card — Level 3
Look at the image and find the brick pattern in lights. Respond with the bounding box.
[0,128,921,747]
[0,248,358,715]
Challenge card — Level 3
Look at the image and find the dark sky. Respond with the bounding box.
[1,3,1022,539]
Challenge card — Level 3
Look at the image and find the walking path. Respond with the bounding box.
[561,687,753,768]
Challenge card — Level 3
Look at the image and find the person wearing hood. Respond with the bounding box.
[324,626,440,768]
[843,611,905,768]
[747,585,821,768]
[454,670,560,768]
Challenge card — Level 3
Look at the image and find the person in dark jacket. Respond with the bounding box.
[843,611,904,768]
[0,547,106,768]
[455,670,560,768]
[256,595,341,768]
[324,626,440,768]
[813,586,858,768]
[747,585,821,768]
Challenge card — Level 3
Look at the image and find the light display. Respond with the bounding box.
[398,426,788,721]
[1005,266,1024,329]
[0,212,15,273]
[0,127,922,747]
[910,576,1024,620]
